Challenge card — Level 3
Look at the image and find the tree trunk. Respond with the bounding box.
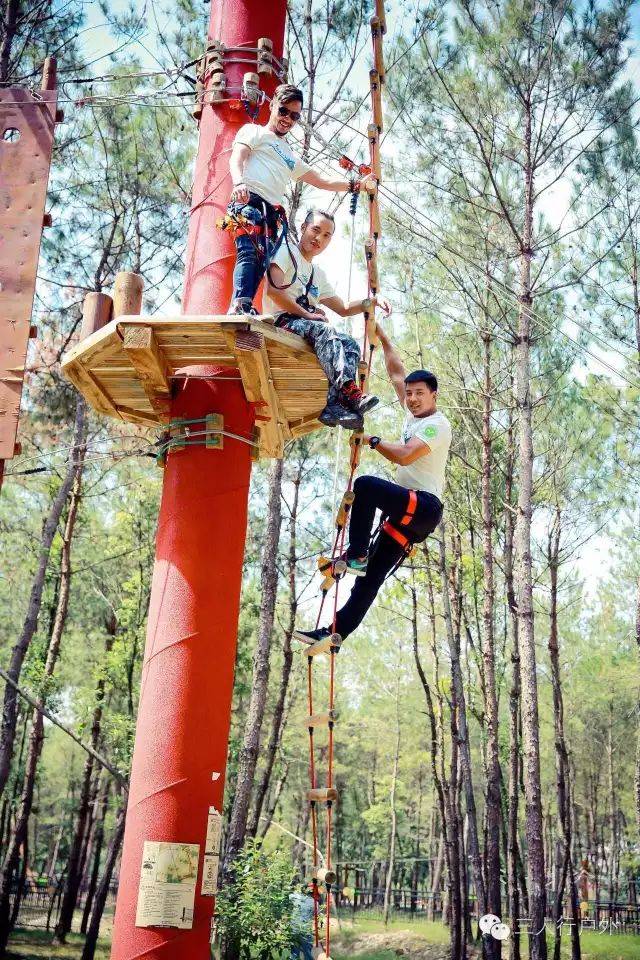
[0,0,19,83]
[547,510,581,960]
[439,527,487,933]
[514,101,547,960]
[247,463,301,837]
[383,678,401,926]
[0,424,86,953]
[480,326,502,960]
[54,627,115,942]
[81,781,110,934]
[81,803,126,960]
[412,555,460,954]
[223,457,283,875]
[634,575,640,836]
[0,399,86,799]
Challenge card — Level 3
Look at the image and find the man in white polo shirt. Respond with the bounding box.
[265,208,391,429]
[295,326,451,645]
[226,83,376,316]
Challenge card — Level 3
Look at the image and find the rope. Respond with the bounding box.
[304,10,386,955]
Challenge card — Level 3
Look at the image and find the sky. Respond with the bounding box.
[68,0,639,604]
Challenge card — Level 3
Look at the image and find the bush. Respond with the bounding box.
[215,841,298,959]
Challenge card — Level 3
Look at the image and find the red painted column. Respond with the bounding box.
[110,2,286,957]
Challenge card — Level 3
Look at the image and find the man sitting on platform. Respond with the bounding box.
[264,208,391,430]
[227,83,377,317]
[295,326,451,644]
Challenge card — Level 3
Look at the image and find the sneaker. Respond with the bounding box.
[227,298,258,316]
[319,402,364,430]
[343,552,368,577]
[293,626,331,646]
[340,381,379,416]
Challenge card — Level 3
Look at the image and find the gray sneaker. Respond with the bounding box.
[319,402,364,430]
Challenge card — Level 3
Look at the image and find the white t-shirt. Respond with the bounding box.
[262,241,334,320]
[234,123,310,207]
[396,408,451,500]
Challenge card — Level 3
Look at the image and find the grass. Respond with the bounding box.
[6,929,110,960]
[7,918,639,960]
[331,913,640,960]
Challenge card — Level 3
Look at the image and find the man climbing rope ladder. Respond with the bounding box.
[295,326,452,645]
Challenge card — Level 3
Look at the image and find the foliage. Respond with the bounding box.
[213,841,297,959]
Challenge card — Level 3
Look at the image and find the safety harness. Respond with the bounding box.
[216,196,300,291]
[381,489,418,553]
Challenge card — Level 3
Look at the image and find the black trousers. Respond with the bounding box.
[334,475,443,639]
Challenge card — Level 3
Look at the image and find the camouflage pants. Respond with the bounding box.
[276,315,360,402]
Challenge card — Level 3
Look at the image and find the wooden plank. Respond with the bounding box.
[121,324,171,421]
[115,405,159,427]
[61,321,121,368]
[63,361,121,419]
[223,329,286,458]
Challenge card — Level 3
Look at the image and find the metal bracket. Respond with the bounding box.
[193,37,288,120]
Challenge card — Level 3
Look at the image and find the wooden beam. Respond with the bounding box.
[121,324,171,421]
[224,329,286,458]
[63,361,121,419]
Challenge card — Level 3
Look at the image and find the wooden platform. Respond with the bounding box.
[61,315,329,458]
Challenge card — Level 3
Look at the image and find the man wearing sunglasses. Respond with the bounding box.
[227,83,376,316]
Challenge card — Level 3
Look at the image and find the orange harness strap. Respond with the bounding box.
[399,489,417,526]
[382,490,418,550]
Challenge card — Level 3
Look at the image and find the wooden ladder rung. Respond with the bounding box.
[371,17,385,82]
[311,948,332,960]
[370,69,383,132]
[368,124,381,182]
[304,711,335,729]
[307,787,338,803]
[313,866,337,885]
[365,239,379,290]
[369,194,381,238]
[305,633,342,657]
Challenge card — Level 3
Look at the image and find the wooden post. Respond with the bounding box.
[112,272,144,318]
[80,293,113,340]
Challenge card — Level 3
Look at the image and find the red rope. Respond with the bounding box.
[304,10,386,952]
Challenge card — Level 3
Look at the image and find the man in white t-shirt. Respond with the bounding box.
[295,326,451,645]
[225,83,376,315]
[265,209,391,429]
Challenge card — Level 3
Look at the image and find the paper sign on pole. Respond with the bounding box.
[135,841,199,929]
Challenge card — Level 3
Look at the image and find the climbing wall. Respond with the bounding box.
[303,4,386,956]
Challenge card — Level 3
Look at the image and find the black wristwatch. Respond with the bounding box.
[369,436,382,449]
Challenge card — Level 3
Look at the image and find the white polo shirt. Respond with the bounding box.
[234,123,310,207]
[396,408,451,500]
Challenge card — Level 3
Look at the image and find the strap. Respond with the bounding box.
[399,489,417,527]
[381,519,410,550]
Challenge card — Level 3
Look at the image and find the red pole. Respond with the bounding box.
[110,2,286,957]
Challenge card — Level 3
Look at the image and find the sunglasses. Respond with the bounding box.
[277,105,302,122]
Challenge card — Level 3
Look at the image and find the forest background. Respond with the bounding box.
[0,1,639,959]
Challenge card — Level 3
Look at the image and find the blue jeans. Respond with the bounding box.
[290,934,314,960]
[334,476,443,638]
[229,194,277,303]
